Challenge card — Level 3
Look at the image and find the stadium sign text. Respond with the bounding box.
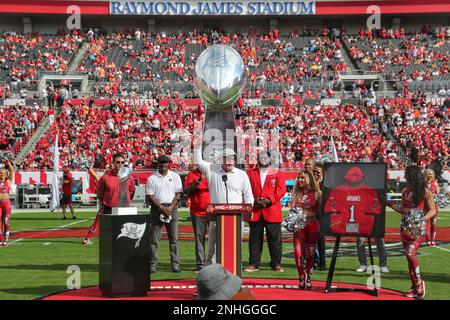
[110,1,315,15]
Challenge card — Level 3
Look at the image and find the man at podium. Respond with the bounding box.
[193,143,254,205]
[194,138,254,264]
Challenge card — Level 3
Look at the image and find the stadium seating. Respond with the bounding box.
[0,31,84,84]
[343,29,449,84]
[0,105,46,155]
[1,27,449,171]
[18,98,447,171]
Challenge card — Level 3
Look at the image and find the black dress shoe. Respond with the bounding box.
[172,267,181,273]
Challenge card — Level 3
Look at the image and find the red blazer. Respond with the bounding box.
[247,168,286,223]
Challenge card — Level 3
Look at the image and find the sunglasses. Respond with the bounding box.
[115,161,125,164]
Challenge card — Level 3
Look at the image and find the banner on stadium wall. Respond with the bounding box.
[425,97,448,106]
[2,98,26,106]
[118,97,158,107]
[244,98,262,107]
[320,98,341,106]
[110,0,315,15]
[0,98,45,106]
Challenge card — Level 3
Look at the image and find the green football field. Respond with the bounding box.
[0,209,449,300]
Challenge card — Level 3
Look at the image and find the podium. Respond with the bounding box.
[207,204,253,277]
[99,213,151,298]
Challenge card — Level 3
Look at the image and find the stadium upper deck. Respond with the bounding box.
[0,0,449,35]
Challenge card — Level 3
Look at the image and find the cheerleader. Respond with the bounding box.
[291,170,321,290]
[0,159,14,247]
[424,168,439,246]
[387,166,436,299]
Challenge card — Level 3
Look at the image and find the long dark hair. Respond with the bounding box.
[405,165,426,206]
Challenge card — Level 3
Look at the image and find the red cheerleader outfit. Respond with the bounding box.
[292,190,320,283]
[0,180,12,243]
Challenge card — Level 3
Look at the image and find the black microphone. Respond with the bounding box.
[222,174,229,204]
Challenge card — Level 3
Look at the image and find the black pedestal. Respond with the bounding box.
[99,214,151,298]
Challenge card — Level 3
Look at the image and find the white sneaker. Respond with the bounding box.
[356,265,367,272]
[380,267,390,273]
[82,238,93,245]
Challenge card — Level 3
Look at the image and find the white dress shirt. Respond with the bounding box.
[195,148,254,204]
[145,170,182,203]
[260,166,269,187]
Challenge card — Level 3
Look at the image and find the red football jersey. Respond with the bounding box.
[324,183,382,235]
[62,175,73,195]
[185,169,210,218]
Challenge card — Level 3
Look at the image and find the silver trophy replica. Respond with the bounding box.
[194,44,247,163]
[282,207,307,233]
[401,208,426,239]
[112,166,137,215]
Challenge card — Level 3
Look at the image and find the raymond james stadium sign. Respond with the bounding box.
[110,1,316,15]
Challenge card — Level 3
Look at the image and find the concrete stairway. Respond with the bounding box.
[15,117,52,163]
[68,42,89,73]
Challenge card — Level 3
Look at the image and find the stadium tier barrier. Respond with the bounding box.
[10,170,450,198]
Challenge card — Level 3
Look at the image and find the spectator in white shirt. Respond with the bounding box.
[152,118,160,131]
[145,155,182,273]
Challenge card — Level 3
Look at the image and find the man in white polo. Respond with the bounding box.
[146,155,183,273]
[194,137,254,265]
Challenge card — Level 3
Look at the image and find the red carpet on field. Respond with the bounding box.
[11,226,450,243]
[40,278,413,300]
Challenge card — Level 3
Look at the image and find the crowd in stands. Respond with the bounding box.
[76,27,347,98]
[0,30,84,84]
[375,97,449,168]
[343,26,450,83]
[0,26,448,99]
[1,26,449,172]
[15,98,199,171]
[235,100,392,169]
[13,94,449,171]
[0,104,46,155]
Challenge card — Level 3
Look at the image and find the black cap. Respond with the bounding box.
[157,155,171,163]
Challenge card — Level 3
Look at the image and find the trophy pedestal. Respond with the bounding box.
[99,213,151,298]
[112,207,138,215]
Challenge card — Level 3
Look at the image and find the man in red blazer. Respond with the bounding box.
[245,152,286,272]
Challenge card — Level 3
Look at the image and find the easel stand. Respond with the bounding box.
[324,236,379,297]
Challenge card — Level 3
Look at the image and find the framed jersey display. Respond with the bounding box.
[320,163,387,238]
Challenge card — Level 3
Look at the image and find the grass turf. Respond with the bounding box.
[0,209,449,300]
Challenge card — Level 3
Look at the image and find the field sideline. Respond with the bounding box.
[0,209,449,300]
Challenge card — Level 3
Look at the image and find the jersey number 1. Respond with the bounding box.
[349,204,355,223]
